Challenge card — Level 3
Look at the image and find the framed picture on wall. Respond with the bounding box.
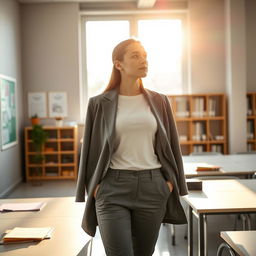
[28,92,47,118]
[0,74,18,150]
[48,92,68,118]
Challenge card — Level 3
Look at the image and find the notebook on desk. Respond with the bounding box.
[196,163,220,172]
[0,202,46,212]
[0,227,54,244]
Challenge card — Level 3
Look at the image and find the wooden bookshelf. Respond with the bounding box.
[25,126,78,180]
[247,92,256,152]
[168,94,227,155]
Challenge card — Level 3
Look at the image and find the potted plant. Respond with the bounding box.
[55,116,63,127]
[30,114,40,125]
[31,124,48,177]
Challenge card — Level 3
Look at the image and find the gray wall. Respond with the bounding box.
[0,0,24,197]
[246,0,256,92]
[21,3,80,125]
[189,0,226,93]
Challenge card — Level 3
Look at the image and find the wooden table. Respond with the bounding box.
[217,231,256,256]
[183,179,256,256]
[0,197,91,256]
[183,154,256,178]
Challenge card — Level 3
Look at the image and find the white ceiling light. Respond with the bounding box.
[137,0,156,8]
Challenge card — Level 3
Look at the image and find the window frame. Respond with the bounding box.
[79,11,189,122]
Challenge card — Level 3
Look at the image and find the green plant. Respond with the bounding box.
[31,124,48,164]
[31,114,38,119]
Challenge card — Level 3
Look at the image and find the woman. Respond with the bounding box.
[76,39,188,256]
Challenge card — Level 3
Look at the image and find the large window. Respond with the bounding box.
[85,21,130,97]
[80,13,188,119]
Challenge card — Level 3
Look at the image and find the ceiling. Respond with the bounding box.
[18,0,185,9]
[18,0,157,8]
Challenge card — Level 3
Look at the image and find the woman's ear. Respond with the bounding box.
[114,60,122,71]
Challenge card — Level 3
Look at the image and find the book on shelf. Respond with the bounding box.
[247,96,253,116]
[192,145,204,153]
[0,202,46,212]
[192,98,206,117]
[247,144,254,152]
[211,144,223,153]
[193,122,206,141]
[179,135,188,141]
[175,97,189,117]
[247,120,254,139]
[208,98,217,116]
[0,227,54,244]
[215,135,224,141]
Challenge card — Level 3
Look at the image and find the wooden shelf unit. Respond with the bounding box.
[25,126,78,180]
[168,94,227,155]
[247,92,256,151]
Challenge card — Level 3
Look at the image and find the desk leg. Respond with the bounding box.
[204,214,208,256]
[198,213,207,256]
[188,206,193,256]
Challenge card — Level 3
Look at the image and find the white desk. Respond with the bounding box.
[0,197,91,256]
[217,231,256,256]
[183,179,256,256]
[0,197,84,219]
[183,154,256,178]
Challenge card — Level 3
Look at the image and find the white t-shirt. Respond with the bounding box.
[109,94,162,170]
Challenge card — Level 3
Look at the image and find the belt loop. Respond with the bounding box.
[150,170,153,180]
[115,170,120,181]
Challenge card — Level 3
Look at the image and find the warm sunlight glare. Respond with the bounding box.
[86,21,129,97]
[85,19,184,97]
[138,19,183,94]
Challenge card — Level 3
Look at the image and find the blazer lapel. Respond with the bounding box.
[101,89,118,153]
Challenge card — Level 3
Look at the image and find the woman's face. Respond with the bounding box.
[116,42,148,79]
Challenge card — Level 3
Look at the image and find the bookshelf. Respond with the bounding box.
[247,93,256,151]
[25,126,78,180]
[168,94,227,155]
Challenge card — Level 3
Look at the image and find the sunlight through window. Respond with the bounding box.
[86,21,129,97]
[85,18,184,98]
[138,19,183,95]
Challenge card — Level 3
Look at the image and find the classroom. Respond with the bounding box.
[0,0,255,255]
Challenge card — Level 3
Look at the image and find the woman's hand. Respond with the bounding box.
[166,181,174,192]
[94,184,100,198]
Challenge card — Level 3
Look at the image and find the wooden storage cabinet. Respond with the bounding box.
[247,93,256,151]
[25,126,78,180]
[168,94,227,155]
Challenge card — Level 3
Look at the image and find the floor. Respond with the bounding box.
[6,180,246,256]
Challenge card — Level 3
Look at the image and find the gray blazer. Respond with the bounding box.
[76,87,188,237]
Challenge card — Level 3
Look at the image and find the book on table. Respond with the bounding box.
[0,202,46,212]
[196,163,220,172]
[1,227,54,244]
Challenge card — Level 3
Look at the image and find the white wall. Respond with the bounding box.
[0,0,24,197]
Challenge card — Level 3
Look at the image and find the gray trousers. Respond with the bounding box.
[95,168,171,256]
